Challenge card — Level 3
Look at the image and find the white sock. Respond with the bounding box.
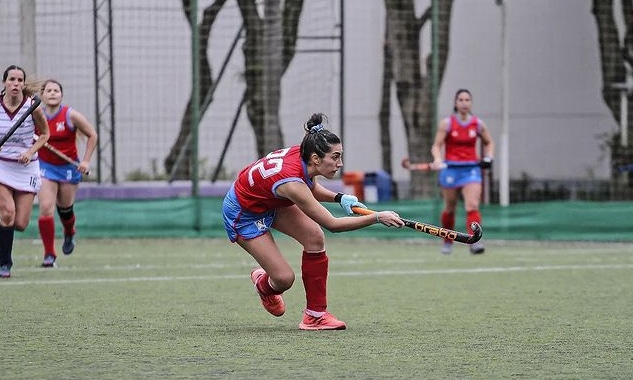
[305,309,325,318]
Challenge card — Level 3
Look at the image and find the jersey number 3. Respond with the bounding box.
[247,147,291,186]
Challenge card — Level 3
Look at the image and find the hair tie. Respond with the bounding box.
[309,124,324,134]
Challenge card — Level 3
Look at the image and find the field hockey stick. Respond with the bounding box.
[352,206,483,244]
[401,158,446,171]
[33,135,90,176]
[0,95,42,150]
[401,157,492,171]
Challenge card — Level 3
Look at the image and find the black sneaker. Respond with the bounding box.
[62,234,75,255]
[42,254,57,268]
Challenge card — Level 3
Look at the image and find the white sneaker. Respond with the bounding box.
[441,242,453,255]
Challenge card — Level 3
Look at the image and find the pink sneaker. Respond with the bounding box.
[250,268,285,317]
[299,311,347,330]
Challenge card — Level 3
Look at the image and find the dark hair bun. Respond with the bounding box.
[306,113,323,128]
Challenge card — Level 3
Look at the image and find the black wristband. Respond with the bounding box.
[334,193,343,203]
[480,156,493,169]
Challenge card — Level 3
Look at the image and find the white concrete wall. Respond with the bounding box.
[0,0,617,182]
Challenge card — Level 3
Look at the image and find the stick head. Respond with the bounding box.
[467,222,483,244]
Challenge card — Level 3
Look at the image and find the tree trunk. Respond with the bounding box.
[592,0,625,123]
[238,0,304,157]
[379,18,393,176]
[166,0,228,179]
[262,0,284,153]
[385,0,453,198]
[592,0,633,196]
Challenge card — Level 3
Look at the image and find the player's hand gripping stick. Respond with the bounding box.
[352,206,482,244]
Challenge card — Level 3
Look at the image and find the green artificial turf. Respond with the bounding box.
[2,237,632,379]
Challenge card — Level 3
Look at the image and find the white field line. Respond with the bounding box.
[1,263,633,286]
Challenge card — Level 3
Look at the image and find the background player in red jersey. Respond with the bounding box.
[430,89,495,255]
[37,79,98,268]
[222,113,404,330]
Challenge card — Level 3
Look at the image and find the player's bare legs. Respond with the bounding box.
[461,182,485,253]
[57,182,78,255]
[238,232,292,317]
[38,179,59,266]
[274,205,346,330]
[440,188,459,254]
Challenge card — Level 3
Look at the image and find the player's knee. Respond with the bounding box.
[444,202,458,213]
[444,204,458,213]
[271,270,295,291]
[57,205,74,220]
[464,201,480,211]
[13,221,28,232]
[38,203,56,217]
[0,211,15,227]
[304,227,325,248]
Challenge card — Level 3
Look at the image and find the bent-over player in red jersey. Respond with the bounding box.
[222,113,404,330]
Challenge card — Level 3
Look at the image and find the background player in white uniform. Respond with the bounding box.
[0,65,49,278]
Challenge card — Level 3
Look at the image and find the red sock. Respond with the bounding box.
[466,210,481,235]
[38,216,56,256]
[441,211,455,243]
[61,215,76,236]
[255,272,282,296]
[301,250,328,312]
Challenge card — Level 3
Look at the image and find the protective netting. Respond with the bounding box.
[18,198,633,242]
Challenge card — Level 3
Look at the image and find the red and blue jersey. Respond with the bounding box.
[38,105,78,165]
[233,145,314,214]
[443,114,482,164]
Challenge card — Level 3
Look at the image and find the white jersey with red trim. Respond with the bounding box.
[0,96,38,161]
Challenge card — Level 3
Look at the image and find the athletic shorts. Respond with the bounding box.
[40,161,82,184]
[0,158,41,193]
[438,164,482,188]
[222,183,275,242]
